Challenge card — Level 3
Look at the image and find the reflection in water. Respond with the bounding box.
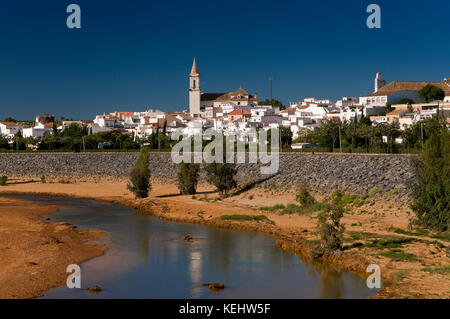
[5,195,377,299]
[136,214,150,264]
[317,268,345,299]
[189,250,202,298]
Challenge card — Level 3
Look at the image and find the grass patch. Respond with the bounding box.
[198,197,217,203]
[280,203,304,214]
[385,189,398,196]
[345,231,418,250]
[279,202,328,215]
[392,269,409,281]
[220,214,269,221]
[388,227,450,242]
[368,187,381,196]
[422,265,450,275]
[339,193,369,208]
[430,232,450,242]
[347,231,380,241]
[259,204,285,212]
[341,194,360,205]
[379,249,419,262]
[264,184,278,192]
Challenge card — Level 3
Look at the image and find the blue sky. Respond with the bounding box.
[0,0,449,120]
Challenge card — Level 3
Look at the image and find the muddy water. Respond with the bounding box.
[12,195,377,298]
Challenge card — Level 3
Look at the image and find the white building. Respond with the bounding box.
[22,127,51,138]
[0,122,23,138]
[335,97,359,108]
[94,114,117,128]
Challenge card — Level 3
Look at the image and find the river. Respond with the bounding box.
[9,195,378,298]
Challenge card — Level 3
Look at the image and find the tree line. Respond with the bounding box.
[295,117,446,154]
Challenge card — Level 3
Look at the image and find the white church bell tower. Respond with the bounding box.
[189,58,201,115]
[374,72,386,93]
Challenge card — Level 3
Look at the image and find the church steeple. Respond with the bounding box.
[189,57,201,114]
[190,57,199,75]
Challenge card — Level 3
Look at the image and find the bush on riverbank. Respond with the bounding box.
[205,163,237,196]
[0,176,7,186]
[317,189,346,252]
[127,147,151,198]
[177,162,200,195]
[296,183,316,206]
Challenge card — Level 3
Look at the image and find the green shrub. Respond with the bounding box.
[410,128,449,232]
[205,163,237,196]
[295,183,316,206]
[176,162,200,195]
[40,175,46,183]
[317,189,345,252]
[127,147,151,198]
[0,176,7,186]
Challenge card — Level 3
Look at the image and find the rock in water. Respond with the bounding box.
[203,283,225,291]
[182,235,193,242]
[88,285,102,294]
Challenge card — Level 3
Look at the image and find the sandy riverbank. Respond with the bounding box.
[0,177,448,299]
[0,195,107,299]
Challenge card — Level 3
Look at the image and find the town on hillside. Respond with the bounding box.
[1,59,449,151]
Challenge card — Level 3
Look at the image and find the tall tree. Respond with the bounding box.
[419,84,445,102]
[127,147,151,198]
[410,126,449,231]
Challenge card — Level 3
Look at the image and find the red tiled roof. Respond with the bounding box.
[0,121,20,127]
[42,122,54,128]
[281,107,296,114]
[118,112,134,117]
[228,108,251,116]
[367,81,450,97]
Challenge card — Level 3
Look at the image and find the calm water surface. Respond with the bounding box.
[9,195,377,299]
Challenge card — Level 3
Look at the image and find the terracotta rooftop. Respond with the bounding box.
[367,81,450,97]
[228,108,251,116]
[281,106,296,114]
[0,121,21,127]
[386,109,406,116]
[201,88,257,102]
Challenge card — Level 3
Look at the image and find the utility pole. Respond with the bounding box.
[269,77,272,104]
[421,121,424,152]
[82,136,85,153]
[437,101,440,120]
[339,125,342,152]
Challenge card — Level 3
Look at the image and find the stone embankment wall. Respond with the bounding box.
[0,152,417,194]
